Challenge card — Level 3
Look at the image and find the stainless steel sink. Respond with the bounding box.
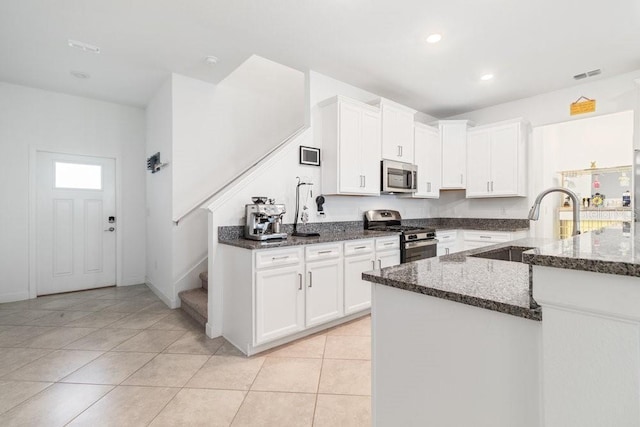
[469,246,534,263]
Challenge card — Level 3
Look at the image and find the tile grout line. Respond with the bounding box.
[228,353,268,425]
[310,334,329,426]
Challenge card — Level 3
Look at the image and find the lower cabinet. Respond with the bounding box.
[436,230,462,256]
[255,263,305,345]
[224,238,400,355]
[305,256,344,328]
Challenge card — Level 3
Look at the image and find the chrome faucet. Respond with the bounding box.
[528,187,581,236]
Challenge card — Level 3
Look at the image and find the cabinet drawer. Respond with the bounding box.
[255,248,303,269]
[344,239,374,256]
[306,243,342,261]
[436,230,458,241]
[375,236,400,251]
[463,231,511,243]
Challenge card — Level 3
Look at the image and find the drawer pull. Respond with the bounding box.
[479,236,492,239]
[354,246,367,250]
[272,255,290,260]
[383,242,394,246]
[318,250,333,254]
[298,273,302,290]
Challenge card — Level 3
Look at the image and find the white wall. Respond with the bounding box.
[172,56,306,220]
[145,77,175,304]
[438,71,640,225]
[0,82,146,302]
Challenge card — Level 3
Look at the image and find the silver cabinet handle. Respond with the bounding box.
[298,273,302,290]
[361,175,365,187]
[479,236,492,239]
[372,260,375,269]
[491,181,494,191]
[318,250,333,254]
[308,271,313,288]
[460,174,463,184]
[104,227,115,232]
[354,246,367,250]
[445,248,450,255]
[378,259,382,269]
[397,145,402,157]
[272,255,289,261]
[363,175,366,187]
[383,242,394,246]
[487,182,490,192]
[427,182,431,192]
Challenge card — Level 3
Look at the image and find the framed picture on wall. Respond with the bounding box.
[300,146,321,166]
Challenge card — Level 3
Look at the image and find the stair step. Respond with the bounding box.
[199,271,208,291]
[179,288,208,327]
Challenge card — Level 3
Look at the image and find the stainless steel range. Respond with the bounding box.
[364,210,437,263]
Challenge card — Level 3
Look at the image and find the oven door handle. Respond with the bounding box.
[404,239,438,249]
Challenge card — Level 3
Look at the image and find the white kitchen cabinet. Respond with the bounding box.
[439,120,472,189]
[462,230,528,250]
[379,99,416,163]
[255,259,305,345]
[405,123,440,198]
[305,244,344,327]
[375,236,401,268]
[321,96,381,195]
[466,119,528,198]
[436,230,462,256]
[344,240,376,315]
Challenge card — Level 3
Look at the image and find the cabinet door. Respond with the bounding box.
[305,258,344,328]
[360,109,382,195]
[381,105,414,162]
[338,102,364,194]
[255,265,304,345]
[414,125,441,198]
[344,253,376,315]
[377,250,400,269]
[490,123,520,196]
[466,129,492,197]
[441,123,467,189]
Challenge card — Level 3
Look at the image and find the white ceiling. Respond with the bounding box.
[1,0,640,117]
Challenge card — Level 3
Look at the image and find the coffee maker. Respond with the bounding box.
[244,197,287,241]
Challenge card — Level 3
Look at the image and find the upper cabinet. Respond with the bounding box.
[439,120,472,189]
[406,123,440,198]
[466,118,528,198]
[320,96,381,196]
[379,99,416,163]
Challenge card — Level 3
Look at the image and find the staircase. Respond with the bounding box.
[178,271,208,327]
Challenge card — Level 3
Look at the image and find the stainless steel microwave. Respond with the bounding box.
[381,160,417,193]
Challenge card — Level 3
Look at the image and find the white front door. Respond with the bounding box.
[36,152,116,295]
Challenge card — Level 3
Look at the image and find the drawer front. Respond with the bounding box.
[255,247,303,269]
[436,230,458,241]
[305,243,342,261]
[463,230,511,243]
[376,236,400,251]
[344,239,375,256]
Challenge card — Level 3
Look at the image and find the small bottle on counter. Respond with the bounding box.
[623,190,631,207]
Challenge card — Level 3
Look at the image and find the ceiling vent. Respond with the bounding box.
[573,69,601,80]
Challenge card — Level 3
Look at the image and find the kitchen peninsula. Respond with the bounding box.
[364,225,640,427]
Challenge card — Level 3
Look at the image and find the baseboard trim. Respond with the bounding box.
[145,280,178,309]
[0,290,31,303]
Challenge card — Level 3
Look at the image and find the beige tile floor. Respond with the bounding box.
[0,284,372,426]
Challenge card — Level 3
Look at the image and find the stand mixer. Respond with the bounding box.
[244,197,287,241]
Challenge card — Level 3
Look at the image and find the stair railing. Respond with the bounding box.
[173,125,308,225]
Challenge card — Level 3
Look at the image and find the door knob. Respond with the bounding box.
[104,227,115,232]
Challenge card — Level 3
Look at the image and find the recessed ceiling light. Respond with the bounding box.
[426,33,442,44]
[204,55,219,65]
[70,70,90,79]
[480,73,494,81]
[67,39,101,54]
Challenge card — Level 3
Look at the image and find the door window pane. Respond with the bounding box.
[55,162,102,190]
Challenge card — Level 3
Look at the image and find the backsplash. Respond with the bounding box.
[218,217,530,241]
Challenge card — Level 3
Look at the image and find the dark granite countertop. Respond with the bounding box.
[219,229,399,250]
[363,238,554,321]
[523,224,639,276]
